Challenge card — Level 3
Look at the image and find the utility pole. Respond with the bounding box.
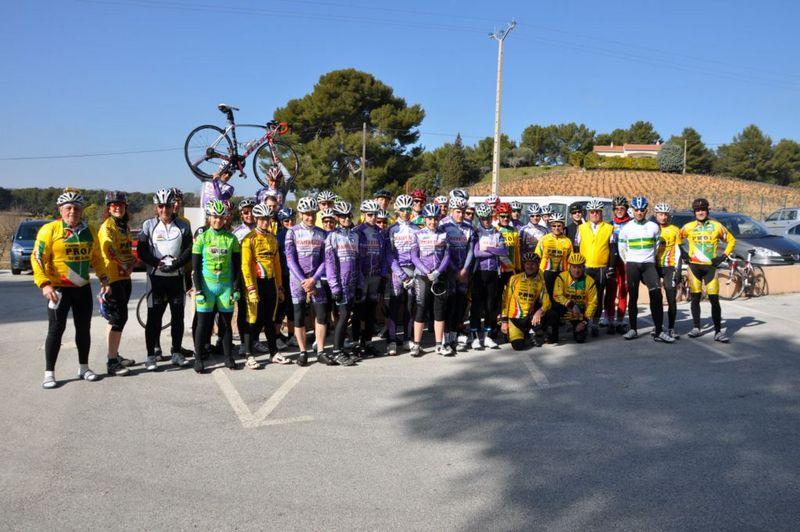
[490,20,516,197]
[682,138,688,175]
[361,122,367,202]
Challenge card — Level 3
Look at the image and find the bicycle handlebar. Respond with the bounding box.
[266,121,290,135]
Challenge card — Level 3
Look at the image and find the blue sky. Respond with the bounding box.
[2,0,799,194]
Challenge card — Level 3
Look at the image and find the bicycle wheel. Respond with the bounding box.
[717,269,743,300]
[136,291,171,331]
[748,265,768,297]
[185,125,233,181]
[253,140,299,188]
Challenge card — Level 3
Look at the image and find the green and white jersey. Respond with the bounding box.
[618,219,660,264]
[191,227,240,283]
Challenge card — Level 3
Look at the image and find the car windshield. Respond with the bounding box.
[16,223,46,240]
[718,215,769,238]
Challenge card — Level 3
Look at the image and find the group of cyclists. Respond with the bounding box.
[31,171,736,389]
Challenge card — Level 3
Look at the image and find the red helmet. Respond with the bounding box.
[495,202,512,215]
[411,188,427,201]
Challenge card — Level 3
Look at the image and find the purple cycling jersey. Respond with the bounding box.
[355,222,388,278]
[324,226,362,299]
[200,178,234,210]
[474,225,507,273]
[255,184,287,207]
[440,219,476,272]
[411,227,451,276]
[388,220,419,281]
[285,222,326,282]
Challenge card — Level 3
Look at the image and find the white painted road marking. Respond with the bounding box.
[522,352,580,390]
[725,300,800,327]
[213,367,313,428]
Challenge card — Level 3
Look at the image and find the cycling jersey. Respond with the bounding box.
[576,221,614,268]
[412,227,450,276]
[440,219,476,272]
[410,213,425,228]
[199,178,234,210]
[545,271,597,321]
[501,271,544,319]
[618,220,660,263]
[519,222,548,256]
[355,222,388,278]
[33,220,108,288]
[656,224,682,267]
[98,216,134,283]
[139,216,193,277]
[233,222,255,243]
[255,184,287,207]
[192,228,240,284]
[535,233,573,272]
[498,224,521,273]
[680,219,736,265]
[241,228,282,286]
[473,225,508,273]
[610,215,630,245]
[388,220,420,280]
[285,222,327,304]
[325,226,362,300]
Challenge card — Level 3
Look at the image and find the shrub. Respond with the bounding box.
[569,151,584,168]
[657,142,685,173]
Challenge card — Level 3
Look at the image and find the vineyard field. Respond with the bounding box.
[470,170,800,219]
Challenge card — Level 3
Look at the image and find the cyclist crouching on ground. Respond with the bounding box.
[543,253,596,344]
[98,191,138,376]
[137,189,193,370]
[501,252,545,350]
[33,189,110,389]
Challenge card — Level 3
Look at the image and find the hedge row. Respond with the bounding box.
[582,152,659,171]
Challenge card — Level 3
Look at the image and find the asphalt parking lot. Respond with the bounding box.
[1,271,799,530]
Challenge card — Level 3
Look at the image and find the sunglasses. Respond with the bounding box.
[364,213,376,217]
[412,199,423,203]
[156,204,173,209]
[633,208,646,213]
[498,214,510,219]
[399,208,412,213]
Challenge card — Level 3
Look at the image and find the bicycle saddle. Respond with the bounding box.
[218,103,239,113]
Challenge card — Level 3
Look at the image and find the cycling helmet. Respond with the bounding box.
[170,187,184,199]
[510,200,523,212]
[297,197,318,213]
[360,199,379,214]
[410,188,427,202]
[333,200,352,216]
[539,204,553,216]
[277,207,295,221]
[585,198,604,211]
[421,203,441,219]
[320,209,336,221]
[205,199,229,217]
[238,198,256,210]
[630,195,648,210]
[394,194,414,210]
[317,190,337,203]
[450,188,469,201]
[568,253,587,266]
[527,203,542,216]
[485,194,500,207]
[548,212,565,225]
[57,188,86,207]
[692,198,710,211]
[373,189,392,199]
[475,204,493,219]
[105,191,128,205]
[448,197,468,210]
[375,209,390,220]
[434,195,448,207]
[612,196,629,208]
[521,252,540,264]
[569,203,583,214]
[153,188,175,205]
[495,202,512,215]
[252,204,274,218]
[654,202,672,214]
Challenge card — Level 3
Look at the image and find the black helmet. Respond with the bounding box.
[105,190,128,205]
[691,198,710,212]
[612,196,629,208]
[569,203,583,214]
[374,188,392,199]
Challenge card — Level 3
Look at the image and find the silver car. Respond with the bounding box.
[764,207,800,234]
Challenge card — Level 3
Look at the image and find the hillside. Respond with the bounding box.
[470,169,800,219]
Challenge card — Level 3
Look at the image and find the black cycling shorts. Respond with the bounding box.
[104,279,132,331]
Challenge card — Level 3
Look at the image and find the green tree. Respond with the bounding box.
[770,139,800,186]
[657,141,684,173]
[716,125,773,182]
[667,127,715,174]
[272,69,425,202]
[594,128,628,146]
[468,134,516,173]
[416,134,480,191]
[626,121,662,144]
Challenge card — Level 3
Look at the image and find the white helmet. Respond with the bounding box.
[654,202,672,214]
[585,198,604,211]
[448,197,468,210]
[394,194,414,210]
[475,204,493,218]
[252,204,274,218]
[527,203,541,216]
[152,188,174,205]
[320,209,336,220]
[297,197,318,213]
[317,190,337,203]
[333,200,352,216]
[435,195,448,207]
[485,194,500,206]
[510,200,523,211]
[450,188,469,201]
[205,199,229,217]
[540,204,553,216]
[360,199,379,214]
[375,209,390,220]
[57,189,86,207]
[548,212,565,224]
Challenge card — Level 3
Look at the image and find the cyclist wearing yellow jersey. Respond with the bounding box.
[574,198,615,336]
[500,252,545,350]
[33,189,110,389]
[542,253,596,344]
[315,190,337,228]
[535,212,572,299]
[496,202,522,301]
[654,202,682,339]
[680,198,736,343]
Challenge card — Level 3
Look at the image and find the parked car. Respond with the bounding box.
[668,211,800,266]
[773,222,800,245]
[130,228,145,271]
[763,207,800,234]
[9,219,50,275]
[471,195,614,220]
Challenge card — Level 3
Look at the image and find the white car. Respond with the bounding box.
[776,222,800,244]
[470,195,614,219]
[763,207,800,234]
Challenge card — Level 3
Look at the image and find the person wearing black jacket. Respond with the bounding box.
[566,203,584,246]
[137,189,194,370]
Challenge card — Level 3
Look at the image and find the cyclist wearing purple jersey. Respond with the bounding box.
[440,196,475,352]
[387,194,420,355]
[199,170,235,210]
[353,199,388,357]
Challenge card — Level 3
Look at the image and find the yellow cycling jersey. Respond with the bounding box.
[98,217,135,283]
[656,224,682,267]
[32,220,108,288]
[576,221,614,268]
[501,272,544,319]
[535,233,573,272]
[241,229,283,288]
[498,225,522,273]
[680,219,736,265]
[544,271,597,321]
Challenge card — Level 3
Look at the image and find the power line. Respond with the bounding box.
[0,146,183,161]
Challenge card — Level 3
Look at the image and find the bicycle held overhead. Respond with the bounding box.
[184,104,299,189]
